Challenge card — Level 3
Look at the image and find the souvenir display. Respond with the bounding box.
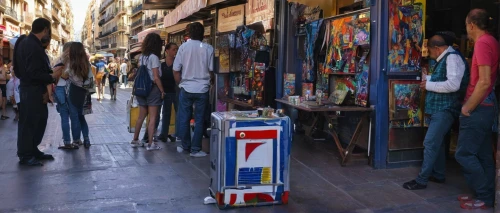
[388,0,425,73]
[284,74,296,98]
[302,19,323,82]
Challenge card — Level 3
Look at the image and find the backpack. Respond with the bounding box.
[132,56,152,97]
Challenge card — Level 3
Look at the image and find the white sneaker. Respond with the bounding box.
[130,140,144,148]
[190,151,207,158]
[146,143,162,151]
[177,146,185,153]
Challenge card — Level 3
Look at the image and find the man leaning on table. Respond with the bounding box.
[403,34,469,190]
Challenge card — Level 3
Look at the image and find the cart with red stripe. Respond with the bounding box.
[209,111,292,209]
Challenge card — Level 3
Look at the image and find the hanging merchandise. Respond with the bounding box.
[388,0,425,73]
[218,34,231,73]
[302,19,323,82]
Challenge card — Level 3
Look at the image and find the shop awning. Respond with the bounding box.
[129,46,142,54]
[163,0,245,28]
[137,28,161,43]
[143,0,177,10]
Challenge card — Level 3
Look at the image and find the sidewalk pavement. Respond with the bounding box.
[0,88,491,213]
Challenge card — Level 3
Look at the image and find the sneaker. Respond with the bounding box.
[146,143,162,151]
[460,200,488,210]
[84,140,91,149]
[168,135,176,142]
[190,151,207,157]
[73,140,83,146]
[157,135,168,142]
[130,140,144,148]
[177,146,187,153]
[402,180,427,190]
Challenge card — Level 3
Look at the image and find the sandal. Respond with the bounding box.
[457,194,473,202]
[58,144,79,150]
[460,200,488,210]
[1,116,9,120]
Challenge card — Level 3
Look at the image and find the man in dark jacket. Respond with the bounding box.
[14,18,64,166]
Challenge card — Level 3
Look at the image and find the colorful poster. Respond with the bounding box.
[329,77,356,105]
[218,34,231,73]
[389,80,423,128]
[302,83,313,97]
[324,11,370,74]
[302,19,323,82]
[284,74,295,98]
[388,0,425,73]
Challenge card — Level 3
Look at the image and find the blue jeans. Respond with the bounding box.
[160,93,178,137]
[177,88,209,153]
[415,111,455,185]
[68,93,89,142]
[455,105,495,206]
[121,75,128,86]
[55,86,71,144]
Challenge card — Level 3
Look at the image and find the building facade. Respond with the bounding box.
[0,0,73,63]
[93,0,130,58]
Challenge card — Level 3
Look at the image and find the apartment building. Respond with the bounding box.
[0,0,73,62]
[81,0,100,53]
[95,0,130,58]
[128,0,143,51]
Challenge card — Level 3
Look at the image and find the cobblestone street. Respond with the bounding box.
[0,88,492,213]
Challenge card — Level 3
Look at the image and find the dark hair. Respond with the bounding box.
[428,35,448,48]
[188,22,204,41]
[141,33,162,58]
[69,42,90,82]
[435,31,456,46]
[164,42,177,51]
[32,18,51,34]
[467,9,495,33]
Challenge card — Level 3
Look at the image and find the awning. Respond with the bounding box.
[164,21,202,34]
[129,46,142,54]
[143,0,177,10]
[163,0,245,28]
[96,51,114,57]
[137,28,161,43]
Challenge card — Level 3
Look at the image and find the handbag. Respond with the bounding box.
[69,82,87,109]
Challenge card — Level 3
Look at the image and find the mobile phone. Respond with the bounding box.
[54,63,64,68]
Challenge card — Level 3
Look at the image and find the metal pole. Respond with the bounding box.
[276,0,287,109]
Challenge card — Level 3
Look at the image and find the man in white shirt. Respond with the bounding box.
[403,34,469,190]
[173,22,214,157]
[120,58,128,88]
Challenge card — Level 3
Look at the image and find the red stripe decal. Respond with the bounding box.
[236,130,277,139]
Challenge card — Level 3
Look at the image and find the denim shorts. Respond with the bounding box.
[136,85,162,106]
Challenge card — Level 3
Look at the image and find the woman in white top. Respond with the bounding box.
[54,42,75,149]
[130,33,165,151]
[6,67,19,121]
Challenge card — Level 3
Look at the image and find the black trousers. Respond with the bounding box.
[17,85,47,159]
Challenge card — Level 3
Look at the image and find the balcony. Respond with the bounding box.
[0,0,6,13]
[99,0,113,13]
[51,26,60,40]
[117,24,127,32]
[131,19,143,29]
[98,27,118,39]
[116,5,126,16]
[35,10,43,18]
[156,16,164,24]
[101,44,110,49]
[144,15,157,27]
[4,7,19,23]
[23,13,34,26]
[131,4,143,17]
[52,9,60,22]
[96,46,101,51]
[43,8,51,20]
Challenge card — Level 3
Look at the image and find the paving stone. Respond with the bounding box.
[0,88,484,212]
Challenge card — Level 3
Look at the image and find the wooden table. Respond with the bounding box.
[276,99,374,166]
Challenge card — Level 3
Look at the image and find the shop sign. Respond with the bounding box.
[245,0,274,25]
[5,22,20,37]
[164,0,207,28]
[217,5,244,33]
[204,26,211,36]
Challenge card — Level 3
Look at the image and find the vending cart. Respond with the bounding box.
[209,111,292,209]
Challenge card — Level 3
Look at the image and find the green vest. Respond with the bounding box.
[425,51,470,117]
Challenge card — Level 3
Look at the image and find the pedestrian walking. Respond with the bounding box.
[173,22,214,157]
[67,42,94,149]
[130,33,165,151]
[403,34,469,190]
[0,57,9,120]
[14,18,64,166]
[95,57,106,101]
[120,58,129,88]
[456,9,499,209]
[108,57,119,100]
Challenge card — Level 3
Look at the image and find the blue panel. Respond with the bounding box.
[225,137,237,186]
[371,0,389,169]
[238,167,264,185]
[272,139,277,184]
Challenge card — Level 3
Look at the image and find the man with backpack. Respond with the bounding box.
[173,22,214,157]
